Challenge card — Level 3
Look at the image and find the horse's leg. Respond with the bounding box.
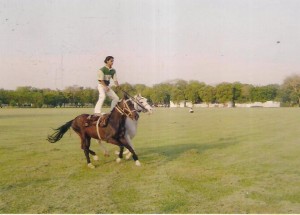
[89,149,98,160]
[125,144,140,166]
[117,148,130,155]
[82,135,95,169]
[106,138,127,163]
[114,133,133,156]
[122,119,136,155]
[85,137,99,161]
[119,138,141,166]
[116,145,124,163]
[124,134,133,160]
[97,139,109,157]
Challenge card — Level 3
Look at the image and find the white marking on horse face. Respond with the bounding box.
[134,95,153,113]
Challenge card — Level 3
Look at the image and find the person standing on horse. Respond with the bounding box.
[94,56,120,115]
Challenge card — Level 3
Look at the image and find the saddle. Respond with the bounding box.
[84,114,110,127]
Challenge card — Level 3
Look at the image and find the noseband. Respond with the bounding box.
[134,97,150,113]
[115,99,137,119]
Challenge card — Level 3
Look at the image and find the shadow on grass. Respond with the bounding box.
[140,136,241,162]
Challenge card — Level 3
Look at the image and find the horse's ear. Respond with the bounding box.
[123,93,129,100]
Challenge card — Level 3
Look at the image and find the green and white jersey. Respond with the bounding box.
[98,66,118,85]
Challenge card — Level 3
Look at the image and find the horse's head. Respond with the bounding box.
[133,94,153,114]
[115,94,139,120]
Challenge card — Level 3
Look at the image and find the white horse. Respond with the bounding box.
[97,94,153,164]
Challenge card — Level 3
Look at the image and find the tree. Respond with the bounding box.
[231,82,242,107]
[170,87,185,104]
[281,75,300,106]
[150,83,172,105]
[134,84,147,95]
[79,88,97,106]
[118,83,135,96]
[141,87,154,104]
[237,84,254,103]
[15,86,33,107]
[0,89,10,104]
[198,85,216,105]
[250,85,279,102]
[185,81,204,104]
[63,85,83,106]
[174,80,188,92]
[215,83,233,104]
[43,90,59,107]
[31,91,44,108]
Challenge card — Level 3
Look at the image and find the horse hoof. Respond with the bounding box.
[93,155,99,161]
[116,158,121,163]
[87,163,95,169]
[123,149,130,155]
[125,153,132,160]
[135,160,141,166]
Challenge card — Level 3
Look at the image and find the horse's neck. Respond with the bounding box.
[109,108,125,128]
[125,117,138,137]
[126,117,138,125]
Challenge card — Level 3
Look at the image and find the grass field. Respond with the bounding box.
[1,107,300,213]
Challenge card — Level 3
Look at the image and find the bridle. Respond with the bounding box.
[119,89,148,112]
[133,97,147,113]
[114,98,137,119]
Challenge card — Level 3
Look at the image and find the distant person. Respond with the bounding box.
[94,56,120,115]
[189,107,194,113]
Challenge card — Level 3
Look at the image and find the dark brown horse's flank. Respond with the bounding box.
[47,95,141,168]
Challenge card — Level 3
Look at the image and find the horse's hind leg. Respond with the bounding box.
[116,146,124,163]
[84,137,98,161]
[89,149,99,161]
[97,140,109,157]
[82,136,95,169]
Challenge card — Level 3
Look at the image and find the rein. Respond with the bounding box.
[119,89,148,112]
[96,117,102,141]
[115,98,137,118]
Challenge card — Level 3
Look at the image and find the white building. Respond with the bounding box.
[170,100,197,108]
[235,101,280,108]
[170,100,280,108]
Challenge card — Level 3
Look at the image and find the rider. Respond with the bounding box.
[94,56,120,115]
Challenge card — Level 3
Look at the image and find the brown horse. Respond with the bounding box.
[47,95,140,168]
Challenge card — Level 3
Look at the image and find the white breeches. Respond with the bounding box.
[94,84,119,114]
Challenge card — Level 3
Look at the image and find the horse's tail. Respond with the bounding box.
[47,119,74,143]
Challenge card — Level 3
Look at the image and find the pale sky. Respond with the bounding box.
[1,0,300,90]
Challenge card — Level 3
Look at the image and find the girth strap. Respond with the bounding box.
[96,116,102,140]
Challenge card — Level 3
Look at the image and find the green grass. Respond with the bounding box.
[1,107,300,213]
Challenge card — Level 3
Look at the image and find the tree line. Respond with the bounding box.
[1,74,300,108]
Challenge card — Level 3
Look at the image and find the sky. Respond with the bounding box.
[1,0,300,90]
